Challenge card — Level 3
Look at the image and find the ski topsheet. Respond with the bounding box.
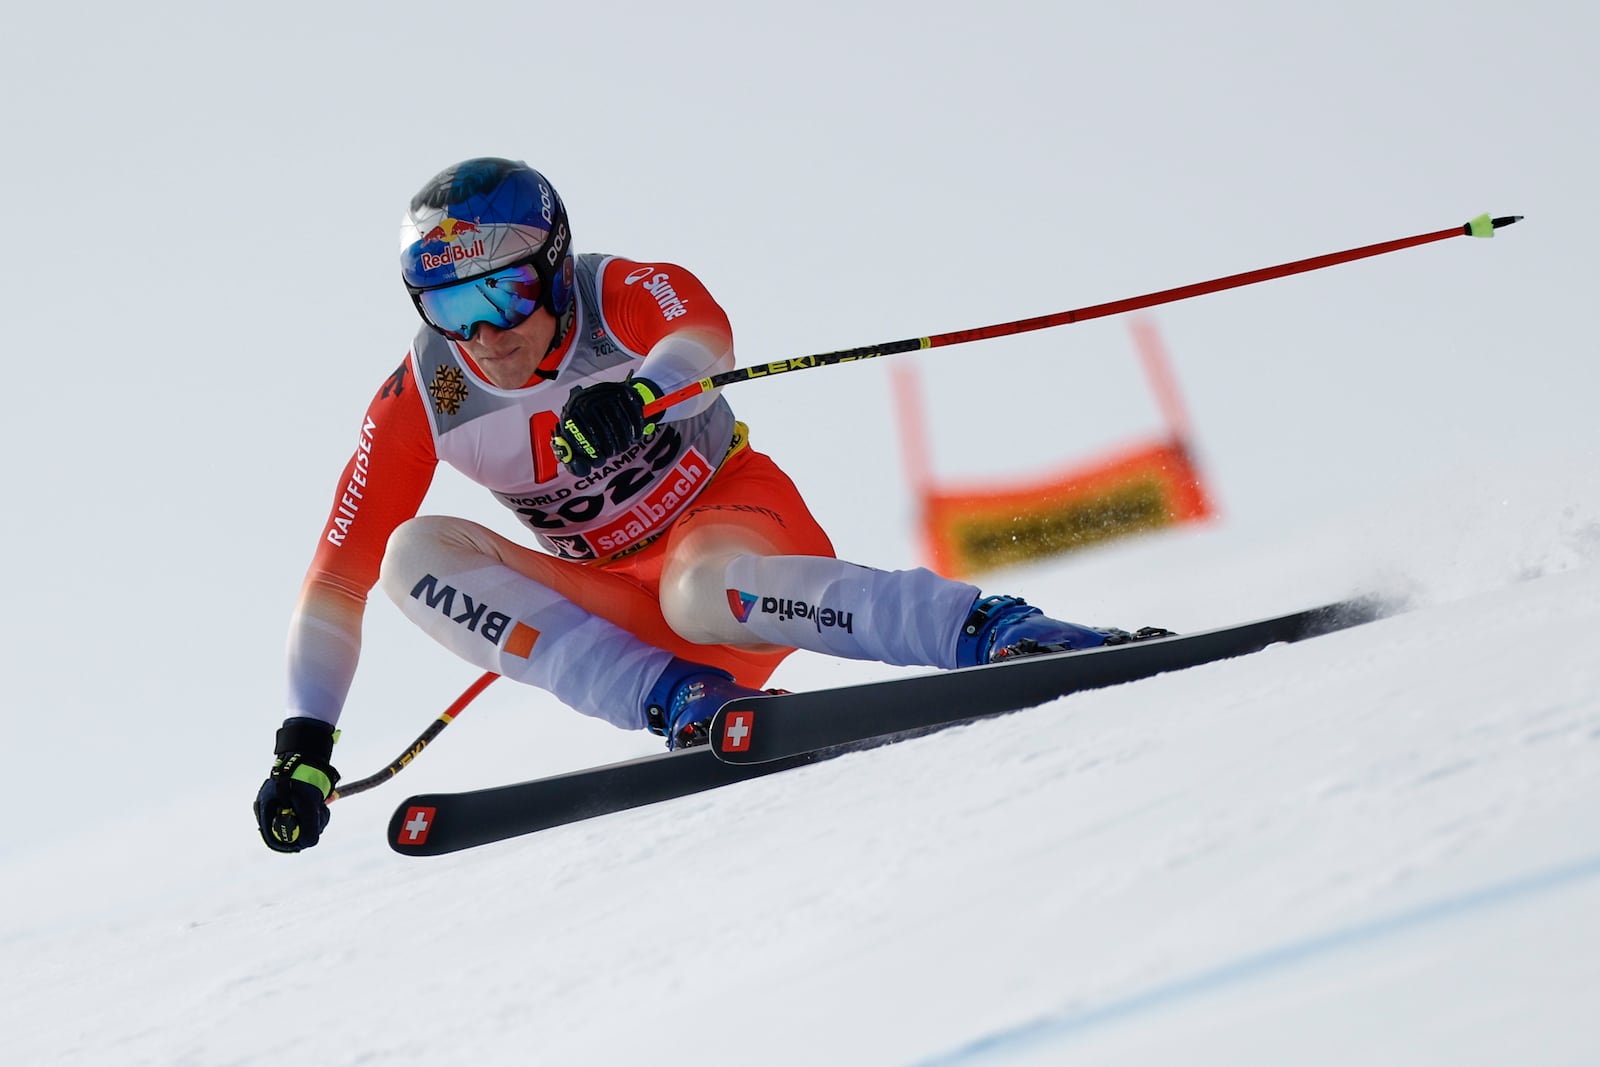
[709,596,1392,764]
[388,745,832,856]
[388,596,1391,855]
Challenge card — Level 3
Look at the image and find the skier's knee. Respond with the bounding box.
[378,516,492,607]
[659,552,738,643]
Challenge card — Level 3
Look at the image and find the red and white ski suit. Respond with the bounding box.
[287,254,980,730]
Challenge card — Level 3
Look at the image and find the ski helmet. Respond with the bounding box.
[400,157,574,338]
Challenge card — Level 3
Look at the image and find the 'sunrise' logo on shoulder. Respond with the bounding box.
[623,264,688,321]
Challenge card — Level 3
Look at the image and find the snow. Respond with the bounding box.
[3,1,1598,1063]
[4,474,1598,1065]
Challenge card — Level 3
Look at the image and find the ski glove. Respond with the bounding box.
[254,717,341,853]
[551,375,664,478]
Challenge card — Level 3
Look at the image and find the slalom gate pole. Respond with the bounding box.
[328,671,499,802]
[641,213,1522,419]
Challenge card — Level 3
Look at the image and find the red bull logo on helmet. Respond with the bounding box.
[421,217,481,244]
[420,239,486,272]
[418,216,487,272]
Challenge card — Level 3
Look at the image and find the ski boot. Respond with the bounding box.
[644,657,770,750]
[956,595,1174,666]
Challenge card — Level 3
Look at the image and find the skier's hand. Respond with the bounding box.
[253,718,341,853]
[551,376,664,478]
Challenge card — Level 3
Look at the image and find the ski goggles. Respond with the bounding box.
[410,259,545,342]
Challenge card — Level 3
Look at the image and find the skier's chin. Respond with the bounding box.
[467,344,532,386]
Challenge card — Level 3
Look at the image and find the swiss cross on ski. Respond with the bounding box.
[722,711,754,752]
[398,806,437,845]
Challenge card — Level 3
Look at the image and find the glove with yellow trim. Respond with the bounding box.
[551,375,664,478]
[254,717,341,853]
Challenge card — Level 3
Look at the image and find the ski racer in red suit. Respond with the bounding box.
[255,157,1152,852]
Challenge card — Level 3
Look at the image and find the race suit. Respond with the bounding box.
[286,254,980,730]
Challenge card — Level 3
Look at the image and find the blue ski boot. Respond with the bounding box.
[955,595,1173,666]
[644,657,769,750]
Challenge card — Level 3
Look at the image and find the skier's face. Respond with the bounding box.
[457,305,560,389]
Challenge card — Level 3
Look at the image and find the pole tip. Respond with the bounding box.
[1465,213,1524,238]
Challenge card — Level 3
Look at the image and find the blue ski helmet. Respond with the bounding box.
[400,158,574,333]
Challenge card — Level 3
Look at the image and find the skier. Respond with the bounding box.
[255,157,1158,852]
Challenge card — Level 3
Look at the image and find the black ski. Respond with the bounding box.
[709,596,1392,764]
[388,596,1391,855]
[388,744,852,855]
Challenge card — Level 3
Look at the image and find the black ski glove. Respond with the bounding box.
[551,376,664,477]
[254,717,341,853]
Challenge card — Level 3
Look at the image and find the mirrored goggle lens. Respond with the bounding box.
[415,262,544,341]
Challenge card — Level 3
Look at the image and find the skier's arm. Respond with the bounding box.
[259,360,437,853]
[599,259,736,419]
[285,361,438,727]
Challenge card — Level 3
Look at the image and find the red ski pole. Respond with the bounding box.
[329,671,499,802]
[641,213,1522,418]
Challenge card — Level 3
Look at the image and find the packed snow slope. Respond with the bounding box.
[2,464,1596,1066]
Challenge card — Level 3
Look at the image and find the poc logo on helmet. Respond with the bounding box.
[545,221,568,267]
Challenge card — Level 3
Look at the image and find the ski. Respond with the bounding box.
[387,743,858,856]
[709,596,1393,764]
[388,596,1391,855]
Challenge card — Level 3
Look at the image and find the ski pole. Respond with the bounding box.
[641,213,1522,419]
[328,671,499,802]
